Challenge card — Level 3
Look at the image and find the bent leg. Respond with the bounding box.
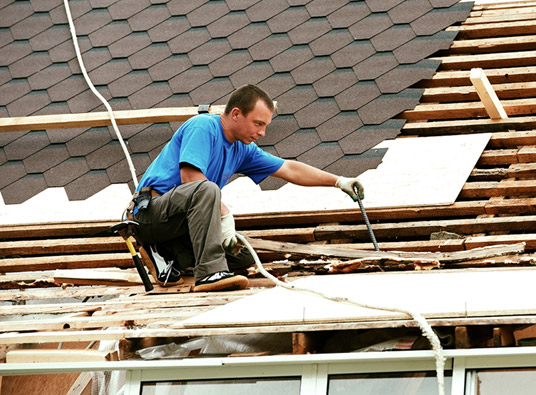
[134,180,229,282]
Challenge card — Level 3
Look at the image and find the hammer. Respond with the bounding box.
[111,220,154,292]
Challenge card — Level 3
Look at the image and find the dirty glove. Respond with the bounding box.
[221,213,241,255]
[335,176,365,201]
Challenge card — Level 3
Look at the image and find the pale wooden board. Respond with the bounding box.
[181,267,536,328]
[223,133,492,214]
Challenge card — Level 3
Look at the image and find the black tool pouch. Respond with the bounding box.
[132,186,152,211]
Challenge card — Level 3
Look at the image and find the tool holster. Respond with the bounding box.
[125,186,153,228]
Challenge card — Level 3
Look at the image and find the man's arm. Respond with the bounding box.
[271,160,338,186]
[271,159,364,201]
[180,164,230,215]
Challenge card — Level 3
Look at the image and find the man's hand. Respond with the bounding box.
[335,176,365,201]
[221,213,241,255]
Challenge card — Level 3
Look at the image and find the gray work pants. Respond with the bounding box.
[132,180,254,282]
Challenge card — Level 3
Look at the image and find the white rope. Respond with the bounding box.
[236,233,446,395]
[63,0,138,188]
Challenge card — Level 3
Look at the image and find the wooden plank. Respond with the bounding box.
[242,227,316,242]
[401,115,536,136]
[470,68,508,119]
[477,149,518,166]
[0,291,255,316]
[463,11,536,25]
[236,201,488,227]
[448,35,536,55]
[6,349,117,363]
[0,253,134,273]
[485,197,536,215]
[0,105,226,133]
[466,234,536,250]
[460,180,536,199]
[402,97,536,121]
[246,237,525,264]
[432,50,536,71]
[313,239,466,253]
[469,167,509,182]
[472,2,536,12]
[489,131,536,149]
[417,66,536,88]
[3,312,536,346]
[517,146,536,162]
[67,372,92,395]
[314,216,536,242]
[448,20,536,39]
[0,221,116,240]
[421,81,536,103]
[508,163,536,178]
[0,285,149,302]
[0,236,126,257]
[54,269,146,287]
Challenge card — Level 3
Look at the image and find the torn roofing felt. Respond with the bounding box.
[0,0,473,204]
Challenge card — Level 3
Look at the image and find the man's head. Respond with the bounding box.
[222,85,275,144]
[224,84,275,116]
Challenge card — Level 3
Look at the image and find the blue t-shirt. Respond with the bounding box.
[136,114,284,193]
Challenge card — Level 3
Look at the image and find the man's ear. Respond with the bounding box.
[231,107,240,121]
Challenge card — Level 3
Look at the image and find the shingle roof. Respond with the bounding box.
[0,0,472,204]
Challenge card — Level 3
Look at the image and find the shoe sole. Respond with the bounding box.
[193,275,249,292]
[139,246,184,287]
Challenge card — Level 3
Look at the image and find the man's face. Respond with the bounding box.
[231,99,273,144]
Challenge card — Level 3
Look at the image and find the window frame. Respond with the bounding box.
[0,346,535,395]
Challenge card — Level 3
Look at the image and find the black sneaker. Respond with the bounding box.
[193,271,249,292]
[139,245,183,287]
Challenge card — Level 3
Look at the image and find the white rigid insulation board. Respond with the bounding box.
[180,267,536,328]
[0,133,490,225]
[223,133,492,214]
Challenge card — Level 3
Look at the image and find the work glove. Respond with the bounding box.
[221,212,242,255]
[335,176,365,201]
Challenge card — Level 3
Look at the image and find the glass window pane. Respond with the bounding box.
[328,371,452,395]
[141,377,301,395]
[476,368,536,395]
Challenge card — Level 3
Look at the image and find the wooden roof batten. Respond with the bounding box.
[3,0,536,364]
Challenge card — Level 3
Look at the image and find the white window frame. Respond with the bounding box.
[0,346,535,395]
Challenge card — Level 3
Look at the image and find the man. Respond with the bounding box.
[127,84,364,292]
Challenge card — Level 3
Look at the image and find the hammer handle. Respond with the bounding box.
[126,238,154,292]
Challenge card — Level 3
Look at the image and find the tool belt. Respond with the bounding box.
[125,186,162,221]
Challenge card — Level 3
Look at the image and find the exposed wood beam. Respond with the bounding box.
[0,253,134,273]
[432,50,536,70]
[448,20,536,39]
[470,67,508,120]
[465,11,536,25]
[0,105,226,133]
[448,35,536,55]
[401,115,536,135]
[422,81,536,103]
[417,66,536,88]
[246,237,525,264]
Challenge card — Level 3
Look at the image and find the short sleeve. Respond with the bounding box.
[238,145,284,184]
[179,124,213,175]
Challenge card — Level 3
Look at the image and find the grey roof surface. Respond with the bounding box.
[0,0,472,204]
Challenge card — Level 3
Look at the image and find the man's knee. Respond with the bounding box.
[192,180,221,204]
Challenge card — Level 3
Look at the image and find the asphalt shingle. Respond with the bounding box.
[228,22,271,49]
[0,0,472,203]
[339,119,405,155]
[316,111,363,142]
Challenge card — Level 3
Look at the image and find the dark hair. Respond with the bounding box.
[224,84,274,115]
